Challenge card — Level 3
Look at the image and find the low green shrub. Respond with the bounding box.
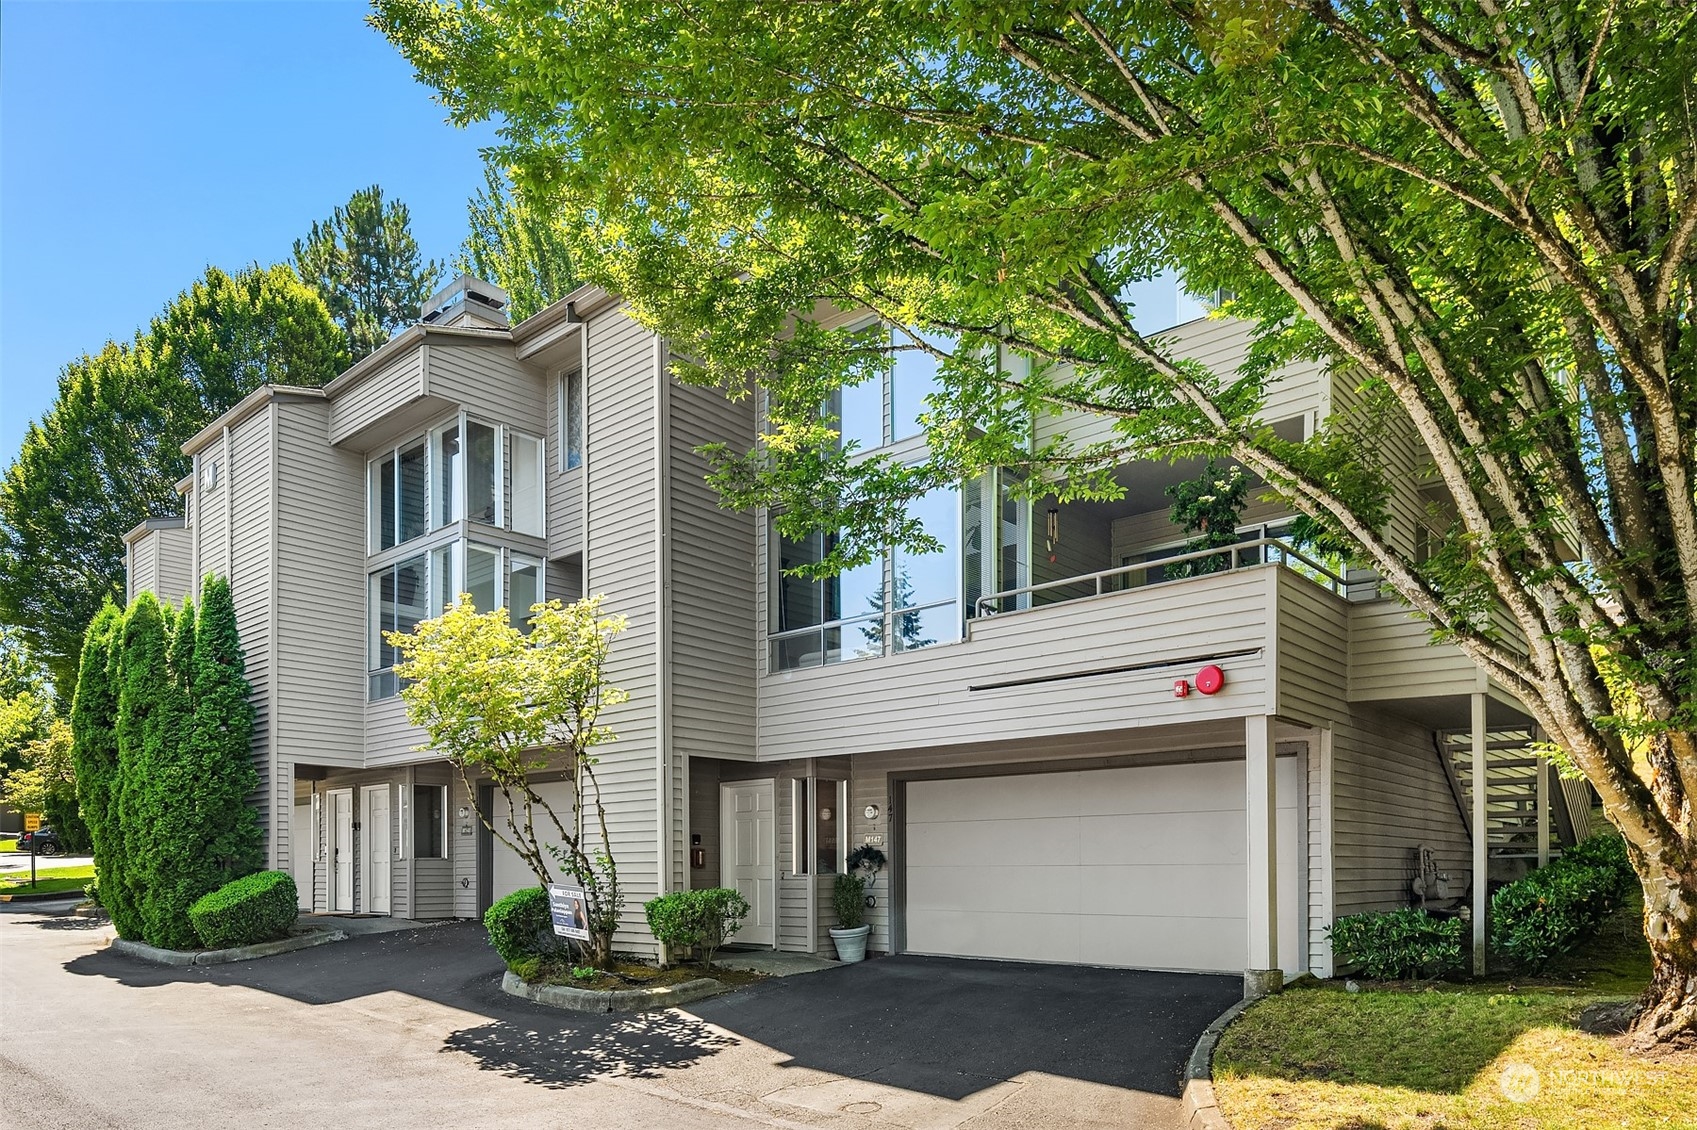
[1559,831,1637,901]
[188,870,297,950]
[1329,908,1465,980]
[833,872,866,930]
[643,887,751,969]
[1491,852,1624,972]
[484,886,556,968]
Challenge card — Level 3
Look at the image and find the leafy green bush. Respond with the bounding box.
[833,872,866,930]
[643,887,751,969]
[1559,832,1637,901]
[189,870,297,950]
[1329,908,1465,980]
[484,886,556,968]
[1491,853,1624,972]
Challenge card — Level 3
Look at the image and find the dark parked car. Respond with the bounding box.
[17,827,61,856]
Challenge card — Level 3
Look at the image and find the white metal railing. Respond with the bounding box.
[973,538,1349,619]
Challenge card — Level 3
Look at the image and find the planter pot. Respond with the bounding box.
[830,924,871,963]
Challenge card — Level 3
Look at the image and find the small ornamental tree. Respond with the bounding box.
[110,593,170,940]
[189,576,262,880]
[390,594,628,967]
[70,604,122,890]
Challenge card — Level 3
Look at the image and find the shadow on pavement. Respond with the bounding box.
[43,902,1241,1101]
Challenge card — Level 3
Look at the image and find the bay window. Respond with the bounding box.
[369,554,432,699]
[432,422,463,526]
[465,543,500,613]
[466,421,500,526]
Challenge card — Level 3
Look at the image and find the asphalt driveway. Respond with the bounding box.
[6,900,1239,1128]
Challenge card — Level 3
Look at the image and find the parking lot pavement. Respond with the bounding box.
[4,899,1237,1129]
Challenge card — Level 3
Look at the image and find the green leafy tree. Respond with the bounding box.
[294,185,443,360]
[1165,461,1250,578]
[110,593,171,940]
[70,604,123,889]
[389,594,628,966]
[188,576,262,880]
[459,163,578,321]
[379,0,1697,1042]
[2,719,89,852]
[0,267,345,694]
[0,624,51,795]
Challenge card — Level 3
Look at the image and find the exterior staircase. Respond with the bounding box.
[1437,728,1594,872]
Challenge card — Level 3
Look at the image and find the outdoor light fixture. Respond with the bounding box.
[819,807,834,822]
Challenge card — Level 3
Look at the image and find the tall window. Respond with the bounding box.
[769,484,971,671]
[369,554,432,699]
[465,543,500,613]
[466,421,500,525]
[412,785,446,858]
[369,439,431,552]
[824,324,954,453]
[432,422,463,526]
[509,553,543,632]
[562,370,585,470]
[510,433,545,537]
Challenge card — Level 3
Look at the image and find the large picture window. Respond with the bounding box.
[824,324,954,453]
[769,484,970,671]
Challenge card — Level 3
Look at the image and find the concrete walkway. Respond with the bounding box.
[713,948,839,977]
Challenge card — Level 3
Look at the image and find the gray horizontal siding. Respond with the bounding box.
[1275,568,1352,728]
[329,350,426,445]
[228,408,275,865]
[757,567,1276,761]
[1348,598,1482,701]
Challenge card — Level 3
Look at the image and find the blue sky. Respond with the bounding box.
[0,1,501,462]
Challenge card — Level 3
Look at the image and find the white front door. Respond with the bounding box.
[721,781,776,947]
[292,801,312,910]
[329,789,354,913]
[362,785,392,914]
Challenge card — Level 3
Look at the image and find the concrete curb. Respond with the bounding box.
[0,889,87,903]
[1181,997,1253,1130]
[501,969,726,1013]
[110,927,346,967]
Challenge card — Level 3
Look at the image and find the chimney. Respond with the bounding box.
[420,275,510,330]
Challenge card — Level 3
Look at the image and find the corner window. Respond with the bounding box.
[369,541,536,699]
[369,437,430,551]
[432,422,463,526]
[824,324,953,453]
[562,370,584,471]
[412,785,446,859]
[465,543,501,614]
[510,433,545,537]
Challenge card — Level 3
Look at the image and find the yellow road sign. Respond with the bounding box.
[23,813,42,832]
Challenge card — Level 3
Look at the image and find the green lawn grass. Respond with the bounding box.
[0,862,95,897]
[1212,903,1695,1130]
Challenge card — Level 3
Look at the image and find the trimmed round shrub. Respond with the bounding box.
[485,885,555,968]
[189,870,298,950]
[1329,908,1465,980]
[1490,855,1622,972]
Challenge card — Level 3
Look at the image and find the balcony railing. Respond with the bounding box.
[973,538,1348,619]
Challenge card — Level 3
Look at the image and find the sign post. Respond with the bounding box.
[23,812,41,889]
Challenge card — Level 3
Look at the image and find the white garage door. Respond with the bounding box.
[905,759,1301,974]
[489,782,578,904]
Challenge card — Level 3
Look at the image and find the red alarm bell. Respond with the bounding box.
[1195,665,1225,695]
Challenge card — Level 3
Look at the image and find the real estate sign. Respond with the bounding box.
[548,884,590,940]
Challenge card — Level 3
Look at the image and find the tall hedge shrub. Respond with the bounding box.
[130,600,202,949]
[189,575,261,880]
[69,603,122,868]
[110,593,171,940]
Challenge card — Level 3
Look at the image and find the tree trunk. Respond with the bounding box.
[1632,866,1697,1045]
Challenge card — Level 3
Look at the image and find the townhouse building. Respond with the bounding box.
[126,274,1591,991]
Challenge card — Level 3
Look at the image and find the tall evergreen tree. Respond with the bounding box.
[458,164,577,321]
[69,604,122,893]
[189,575,262,882]
[110,594,169,940]
[0,266,345,695]
[294,185,443,360]
[133,600,201,949]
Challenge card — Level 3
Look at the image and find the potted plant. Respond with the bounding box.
[830,872,871,962]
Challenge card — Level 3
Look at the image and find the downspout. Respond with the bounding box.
[653,333,673,916]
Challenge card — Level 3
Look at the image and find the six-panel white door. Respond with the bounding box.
[720,781,776,947]
[329,789,354,913]
[362,784,391,914]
